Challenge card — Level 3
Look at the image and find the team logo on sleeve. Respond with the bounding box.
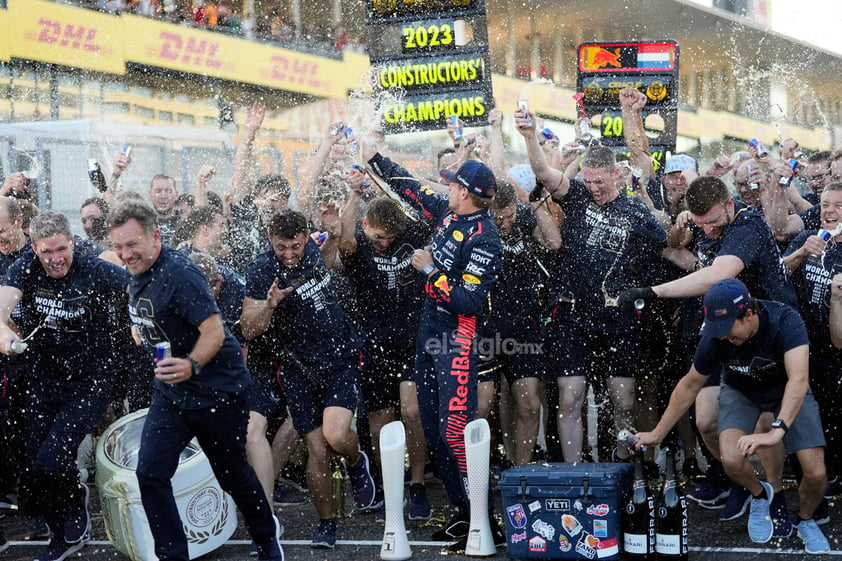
[433,274,452,295]
[462,273,481,284]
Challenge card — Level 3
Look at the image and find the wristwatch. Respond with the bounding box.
[771,418,788,433]
[186,356,202,376]
[422,263,437,277]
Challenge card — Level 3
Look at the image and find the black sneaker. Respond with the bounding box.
[813,498,830,525]
[34,537,85,561]
[408,484,431,521]
[431,508,469,541]
[824,475,841,500]
[0,527,9,554]
[26,516,50,540]
[444,513,507,553]
[65,482,91,544]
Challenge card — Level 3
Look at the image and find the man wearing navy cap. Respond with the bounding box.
[636,279,830,554]
[365,149,503,551]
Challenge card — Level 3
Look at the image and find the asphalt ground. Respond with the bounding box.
[1,473,840,561]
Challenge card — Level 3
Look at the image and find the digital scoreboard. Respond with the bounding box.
[577,40,679,170]
[366,0,492,134]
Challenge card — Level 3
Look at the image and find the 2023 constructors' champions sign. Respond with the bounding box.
[366,0,493,134]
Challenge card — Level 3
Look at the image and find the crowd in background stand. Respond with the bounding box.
[66,0,366,56]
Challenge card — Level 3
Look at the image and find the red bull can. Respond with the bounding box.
[156,342,172,362]
[779,158,799,186]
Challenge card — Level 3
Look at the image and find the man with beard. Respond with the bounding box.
[241,209,378,549]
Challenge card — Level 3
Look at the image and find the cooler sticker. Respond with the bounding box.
[453,230,464,241]
[561,513,582,536]
[575,532,598,560]
[528,500,541,513]
[587,503,610,516]
[573,499,584,511]
[528,535,547,553]
[506,504,527,529]
[531,519,555,540]
[593,519,608,538]
[596,537,619,558]
[510,531,527,544]
[559,535,572,552]
[545,498,570,510]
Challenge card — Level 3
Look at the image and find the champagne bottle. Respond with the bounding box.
[623,450,655,559]
[655,448,689,560]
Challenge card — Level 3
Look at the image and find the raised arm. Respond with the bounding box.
[226,102,265,209]
[296,122,348,220]
[194,165,216,207]
[514,105,569,201]
[620,88,655,179]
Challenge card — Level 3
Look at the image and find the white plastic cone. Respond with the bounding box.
[464,418,495,557]
[379,420,411,560]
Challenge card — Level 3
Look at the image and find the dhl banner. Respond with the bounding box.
[0,0,367,98]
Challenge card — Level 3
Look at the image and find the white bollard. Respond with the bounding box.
[379,421,412,560]
[464,418,495,557]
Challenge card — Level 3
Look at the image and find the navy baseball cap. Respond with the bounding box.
[699,278,751,338]
[440,160,497,198]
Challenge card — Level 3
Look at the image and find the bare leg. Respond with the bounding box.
[400,381,428,485]
[511,377,541,465]
[246,411,274,505]
[304,428,332,519]
[607,376,635,460]
[695,386,721,459]
[795,447,827,519]
[557,376,587,463]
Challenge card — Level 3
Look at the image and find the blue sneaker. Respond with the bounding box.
[797,518,831,554]
[770,488,793,538]
[747,481,774,544]
[348,451,383,512]
[65,482,90,544]
[408,483,432,521]
[720,484,752,521]
[311,518,336,549]
[687,475,729,509]
[34,538,85,561]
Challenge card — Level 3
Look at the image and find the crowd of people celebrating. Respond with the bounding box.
[0,86,840,560]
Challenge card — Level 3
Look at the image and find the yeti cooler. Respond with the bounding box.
[498,463,633,560]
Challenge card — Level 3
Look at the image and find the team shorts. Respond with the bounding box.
[544,317,639,379]
[477,329,544,385]
[718,384,826,454]
[359,340,414,413]
[280,353,361,436]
